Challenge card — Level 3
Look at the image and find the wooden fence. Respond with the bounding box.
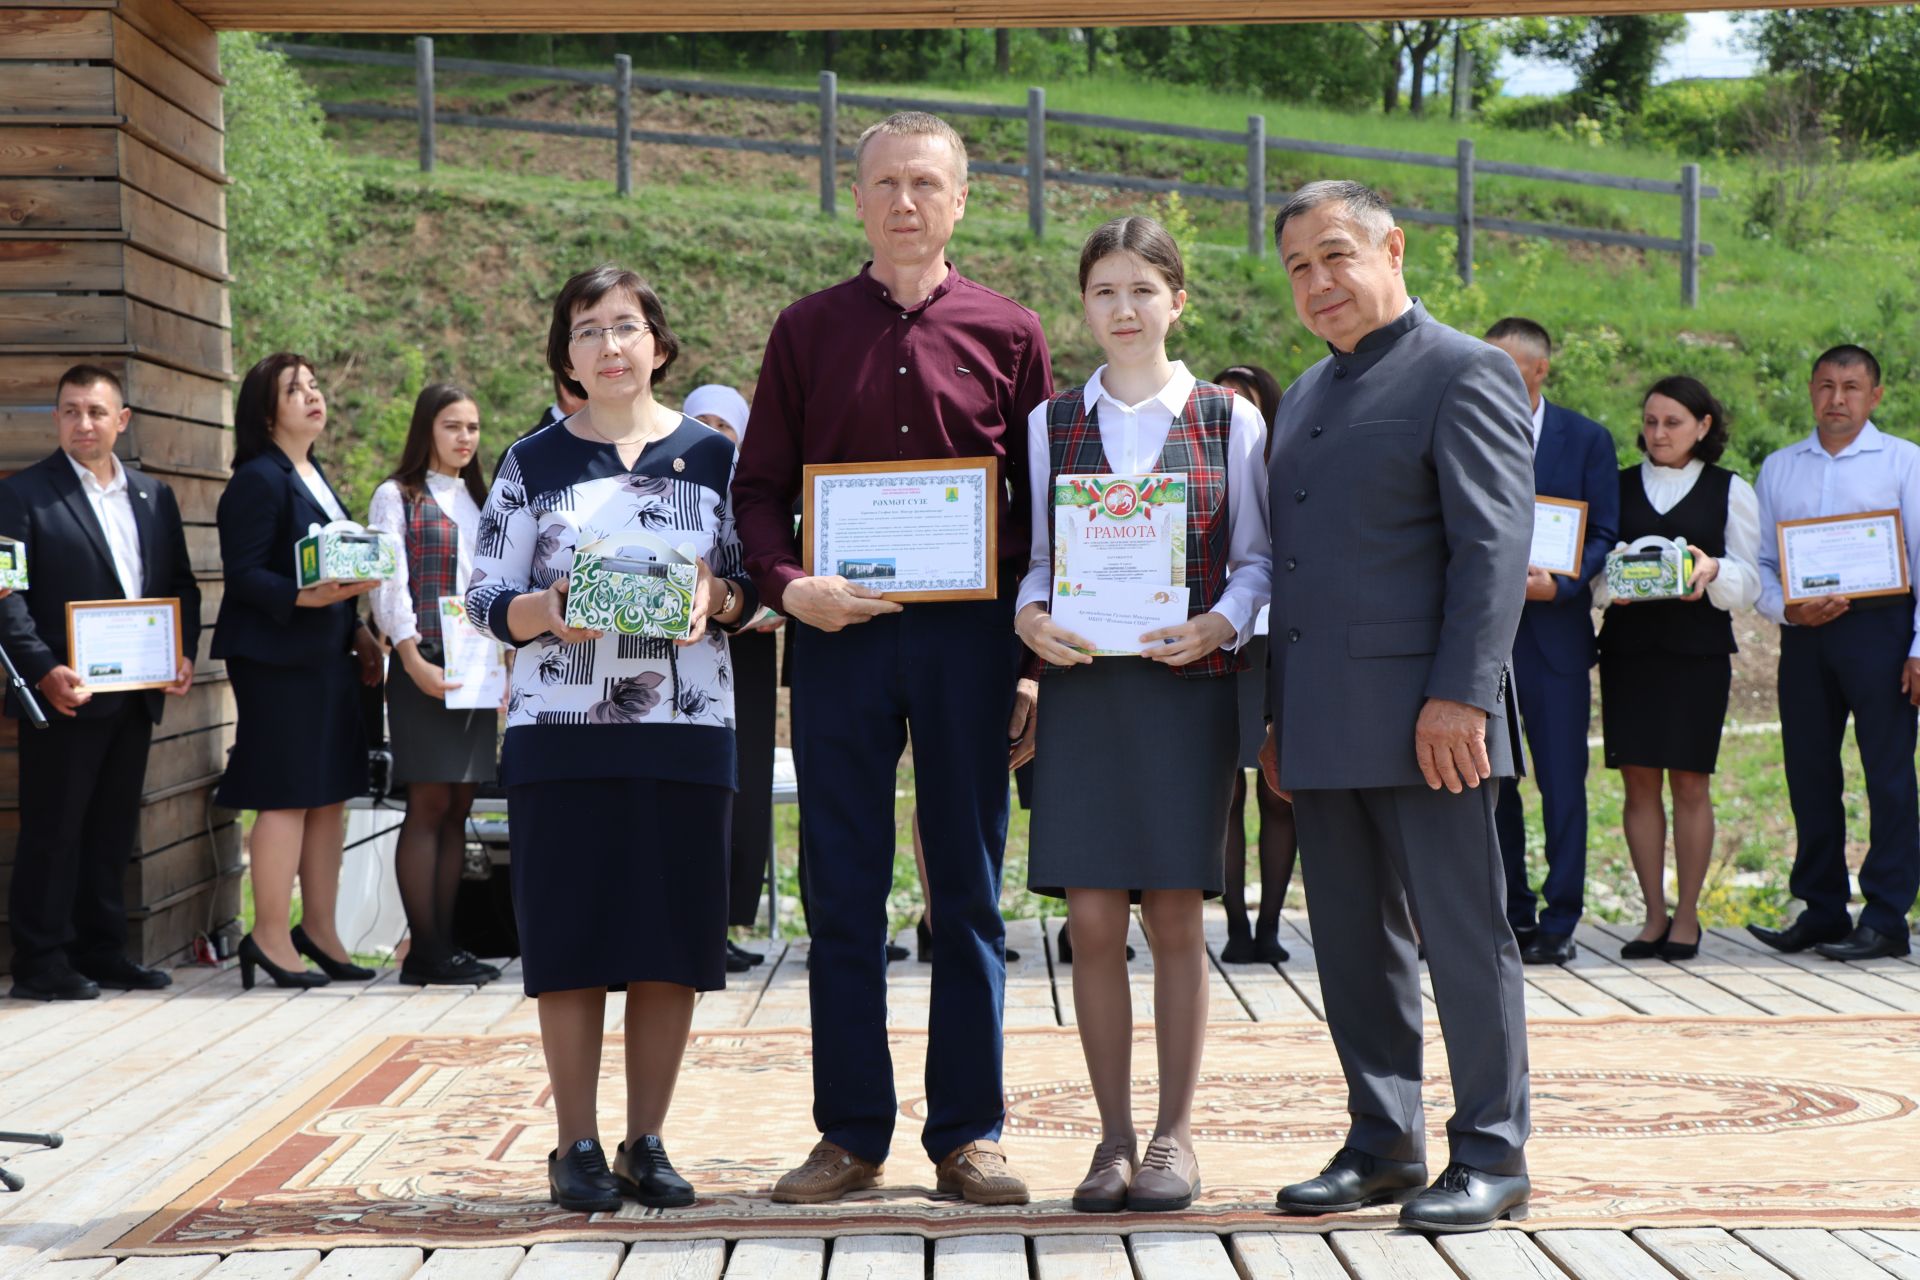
[275,39,1720,306]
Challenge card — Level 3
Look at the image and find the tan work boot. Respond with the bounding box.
[1071,1136,1138,1213]
[1127,1133,1201,1211]
[770,1139,884,1204]
[935,1139,1030,1206]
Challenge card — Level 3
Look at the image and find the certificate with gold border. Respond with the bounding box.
[801,457,998,602]
[1778,509,1909,605]
[1530,496,1589,577]
[65,598,184,692]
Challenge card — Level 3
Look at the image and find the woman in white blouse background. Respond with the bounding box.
[366,384,502,987]
[1595,376,1761,961]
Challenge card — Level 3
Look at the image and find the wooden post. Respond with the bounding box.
[819,70,837,216]
[1455,137,1474,285]
[1680,162,1701,308]
[1246,114,1266,259]
[1027,86,1046,240]
[1451,35,1474,120]
[614,54,632,197]
[415,36,435,173]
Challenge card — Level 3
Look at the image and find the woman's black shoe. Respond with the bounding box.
[917,914,933,962]
[237,935,329,991]
[1254,933,1291,964]
[291,925,376,981]
[1220,933,1256,964]
[725,943,754,974]
[549,1139,622,1213]
[450,950,502,982]
[1657,927,1701,961]
[615,1134,697,1208]
[1620,917,1672,960]
[1056,921,1133,966]
[727,940,764,968]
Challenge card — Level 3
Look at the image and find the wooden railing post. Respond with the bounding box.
[1246,114,1266,258]
[614,54,632,198]
[1680,162,1701,308]
[415,36,435,173]
[1027,86,1046,240]
[1455,137,1474,285]
[819,70,838,216]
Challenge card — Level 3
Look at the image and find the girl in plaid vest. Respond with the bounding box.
[1014,216,1272,1214]
[367,383,503,989]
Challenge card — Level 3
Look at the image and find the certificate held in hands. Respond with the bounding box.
[1777,509,1910,604]
[1050,473,1189,655]
[801,457,997,602]
[66,598,183,692]
[1530,496,1589,577]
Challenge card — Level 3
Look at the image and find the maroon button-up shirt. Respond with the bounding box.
[733,263,1054,611]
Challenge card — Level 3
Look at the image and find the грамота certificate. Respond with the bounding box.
[66,598,182,692]
[1052,474,1186,585]
[1052,581,1192,656]
[803,457,997,601]
[1778,509,1910,604]
[1530,496,1588,577]
[438,595,506,710]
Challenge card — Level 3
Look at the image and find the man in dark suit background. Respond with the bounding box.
[1484,318,1620,966]
[0,365,201,1000]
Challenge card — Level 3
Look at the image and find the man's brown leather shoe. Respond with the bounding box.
[1071,1137,1137,1212]
[935,1139,1030,1205]
[770,1140,883,1204]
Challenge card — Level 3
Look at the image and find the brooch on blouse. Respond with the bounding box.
[672,457,686,473]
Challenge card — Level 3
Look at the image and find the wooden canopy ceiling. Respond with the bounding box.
[176,0,1799,33]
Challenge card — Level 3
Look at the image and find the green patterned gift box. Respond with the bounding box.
[565,547,697,640]
[295,521,400,588]
[1605,535,1696,601]
[0,537,26,591]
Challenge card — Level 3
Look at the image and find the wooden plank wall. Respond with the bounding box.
[0,0,238,970]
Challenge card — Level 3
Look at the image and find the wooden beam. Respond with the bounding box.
[0,7,113,58]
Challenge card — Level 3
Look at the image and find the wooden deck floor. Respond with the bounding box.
[4,909,1919,1280]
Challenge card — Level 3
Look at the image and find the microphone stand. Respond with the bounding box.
[0,637,46,730]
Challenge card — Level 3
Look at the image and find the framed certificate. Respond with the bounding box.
[1530,496,1589,577]
[801,457,998,602]
[1778,509,1910,604]
[65,598,184,692]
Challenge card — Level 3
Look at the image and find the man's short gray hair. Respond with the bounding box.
[1273,180,1395,252]
[854,111,969,186]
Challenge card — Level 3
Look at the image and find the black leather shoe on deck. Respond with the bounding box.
[548,1138,622,1213]
[1747,914,1850,953]
[8,967,100,1001]
[1398,1163,1531,1233]
[1813,924,1912,961]
[1520,932,1577,965]
[291,925,376,981]
[75,955,171,990]
[616,1134,697,1207]
[1619,917,1671,960]
[1275,1146,1427,1214]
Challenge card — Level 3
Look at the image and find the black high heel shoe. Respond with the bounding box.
[291,924,376,981]
[238,934,329,991]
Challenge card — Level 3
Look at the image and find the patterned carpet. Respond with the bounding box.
[94,1016,1920,1255]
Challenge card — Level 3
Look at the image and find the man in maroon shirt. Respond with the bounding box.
[733,112,1052,1206]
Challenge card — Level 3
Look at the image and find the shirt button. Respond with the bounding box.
[1288,628,1302,643]
[1310,427,1324,438]
[899,425,910,433]
[1285,557,1297,571]
[1294,489,1307,502]
[1333,365,1347,379]
[897,366,907,375]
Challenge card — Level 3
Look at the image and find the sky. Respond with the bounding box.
[1498,11,1763,97]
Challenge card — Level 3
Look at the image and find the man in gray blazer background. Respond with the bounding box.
[1259,181,1535,1231]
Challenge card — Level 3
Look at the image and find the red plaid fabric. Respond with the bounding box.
[405,490,460,647]
[1041,381,1241,679]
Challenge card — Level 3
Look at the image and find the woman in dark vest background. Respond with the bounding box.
[366,383,502,987]
[1016,217,1271,1214]
[1597,376,1760,961]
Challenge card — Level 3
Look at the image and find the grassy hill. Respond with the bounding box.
[264,57,1920,521]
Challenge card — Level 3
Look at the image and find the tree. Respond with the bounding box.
[1513,15,1688,116]
[995,28,1010,75]
[1742,7,1920,150]
[1395,20,1454,115]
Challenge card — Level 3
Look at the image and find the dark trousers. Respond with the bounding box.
[1293,781,1531,1176]
[727,627,779,928]
[9,699,153,978]
[1778,606,1920,937]
[1494,638,1592,937]
[789,587,1017,1165]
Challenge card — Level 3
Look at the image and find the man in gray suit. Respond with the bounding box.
[1259,181,1535,1232]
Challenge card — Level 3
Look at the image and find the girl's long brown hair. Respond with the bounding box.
[386,383,487,506]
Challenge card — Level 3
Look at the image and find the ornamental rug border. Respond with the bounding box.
[84,1015,1920,1257]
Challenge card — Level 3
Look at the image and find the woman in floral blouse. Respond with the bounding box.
[467,264,755,1214]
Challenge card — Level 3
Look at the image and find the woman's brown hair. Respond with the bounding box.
[546,264,680,401]
[1078,216,1186,295]
[386,382,487,508]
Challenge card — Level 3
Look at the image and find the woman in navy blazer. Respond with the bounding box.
[214,353,384,990]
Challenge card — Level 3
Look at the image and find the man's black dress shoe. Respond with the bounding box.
[1275,1146,1427,1214]
[728,940,765,968]
[549,1138,622,1212]
[1520,932,1577,965]
[616,1134,697,1207]
[1510,924,1538,949]
[1813,924,1912,961]
[76,955,172,990]
[725,944,755,974]
[1398,1162,1530,1233]
[452,950,502,982]
[400,952,496,986]
[1746,914,1851,953]
[8,968,100,1001]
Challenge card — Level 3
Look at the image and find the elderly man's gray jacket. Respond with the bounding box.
[1267,300,1534,792]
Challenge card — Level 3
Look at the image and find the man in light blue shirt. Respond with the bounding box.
[1750,345,1919,961]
